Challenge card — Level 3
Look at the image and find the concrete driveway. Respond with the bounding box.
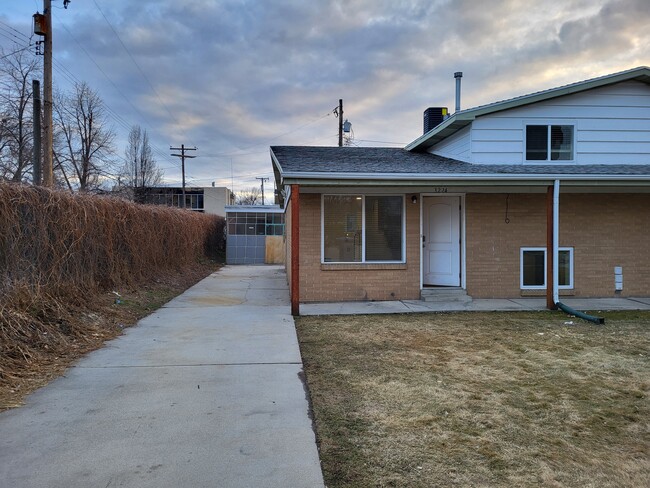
[0,265,324,488]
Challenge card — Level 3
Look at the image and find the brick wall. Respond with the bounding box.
[297,193,421,302]
[466,193,650,298]
[290,191,649,302]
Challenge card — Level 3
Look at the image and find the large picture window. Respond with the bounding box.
[526,125,573,161]
[323,195,404,263]
[520,247,574,289]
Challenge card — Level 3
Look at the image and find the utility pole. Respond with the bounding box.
[337,99,343,147]
[256,176,269,205]
[32,80,41,185]
[42,0,53,186]
[170,144,197,208]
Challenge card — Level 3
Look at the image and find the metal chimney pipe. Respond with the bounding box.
[454,71,463,112]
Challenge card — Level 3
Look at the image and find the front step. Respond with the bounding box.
[420,287,472,303]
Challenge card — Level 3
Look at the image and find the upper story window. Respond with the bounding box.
[526,125,574,161]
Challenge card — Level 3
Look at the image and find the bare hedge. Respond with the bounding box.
[0,182,225,298]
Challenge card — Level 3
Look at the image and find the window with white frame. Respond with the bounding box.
[322,195,404,263]
[520,247,573,289]
[525,125,574,161]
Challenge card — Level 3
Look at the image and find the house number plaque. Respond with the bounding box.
[433,187,448,193]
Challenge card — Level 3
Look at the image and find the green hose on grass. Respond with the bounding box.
[556,302,605,324]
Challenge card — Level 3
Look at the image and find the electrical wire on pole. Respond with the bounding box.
[170,144,197,208]
[42,0,53,186]
[335,99,343,147]
[256,177,269,205]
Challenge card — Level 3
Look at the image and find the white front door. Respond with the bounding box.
[423,196,461,286]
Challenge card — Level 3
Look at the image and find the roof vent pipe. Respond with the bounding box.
[454,71,463,112]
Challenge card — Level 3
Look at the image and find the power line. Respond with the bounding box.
[50,58,184,174]
[0,30,29,47]
[91,0,197,148]
[170,144,197,208]
[0,44,33,60]
[0,20,31,41]
[209,111,334,158]
[50,18,186,174]
[355,139,407,145]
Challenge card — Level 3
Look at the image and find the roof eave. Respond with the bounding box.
[281,171,650,185]
[405,114,473,151]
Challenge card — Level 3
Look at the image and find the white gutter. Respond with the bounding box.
[280,171,650,182]
[553,179,560,304]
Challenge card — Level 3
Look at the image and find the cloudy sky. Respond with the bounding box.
[1,0,648,193]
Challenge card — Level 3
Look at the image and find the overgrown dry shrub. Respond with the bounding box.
[0,182,224,294]
[0,181,225,397]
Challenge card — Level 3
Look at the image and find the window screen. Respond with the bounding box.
[526,125,548,160]
[521,248,573,288]
[365,196,403,261]
[550,125,573,160]
[522,250,545,287]
[323,195,404,263]
[558,249,571,286]
[526,125,574,161]
[323,196,362,262]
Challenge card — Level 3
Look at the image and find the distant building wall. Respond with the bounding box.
[203,187,235,217]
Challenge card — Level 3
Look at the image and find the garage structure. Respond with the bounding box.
[225,205,285,264]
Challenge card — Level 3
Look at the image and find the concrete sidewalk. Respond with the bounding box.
[300,296,650,315]
[0,265,324,488]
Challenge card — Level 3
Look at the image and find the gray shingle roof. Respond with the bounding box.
[271,146,650,178]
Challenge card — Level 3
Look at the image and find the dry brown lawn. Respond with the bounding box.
[296,311,650,487]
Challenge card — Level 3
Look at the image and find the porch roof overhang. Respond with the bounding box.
[278,172,650,187]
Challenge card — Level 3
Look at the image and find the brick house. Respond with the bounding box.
[271,67,650,315]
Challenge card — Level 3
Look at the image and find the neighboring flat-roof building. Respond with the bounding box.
[137,186,235,217]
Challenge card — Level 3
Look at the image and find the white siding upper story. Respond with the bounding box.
[429,125,472,162]
[428,80,650,165]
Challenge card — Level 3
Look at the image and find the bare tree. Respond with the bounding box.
[0,46,40,182]
[53,81,115,192]
[236,186,262,205]
[118,125,163,200]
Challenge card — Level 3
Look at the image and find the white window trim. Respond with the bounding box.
[524,122,575,163]
[321,194,406,264]
[520,247,574,290]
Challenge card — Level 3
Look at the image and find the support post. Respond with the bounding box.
[546,185,555,310]
[32,79,41,185]
[553,180,560,305]
[290,184,300,316]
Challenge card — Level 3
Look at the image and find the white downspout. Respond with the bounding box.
[553,179,560,305]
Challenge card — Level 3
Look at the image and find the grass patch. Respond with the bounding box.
[296,311,650,487]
